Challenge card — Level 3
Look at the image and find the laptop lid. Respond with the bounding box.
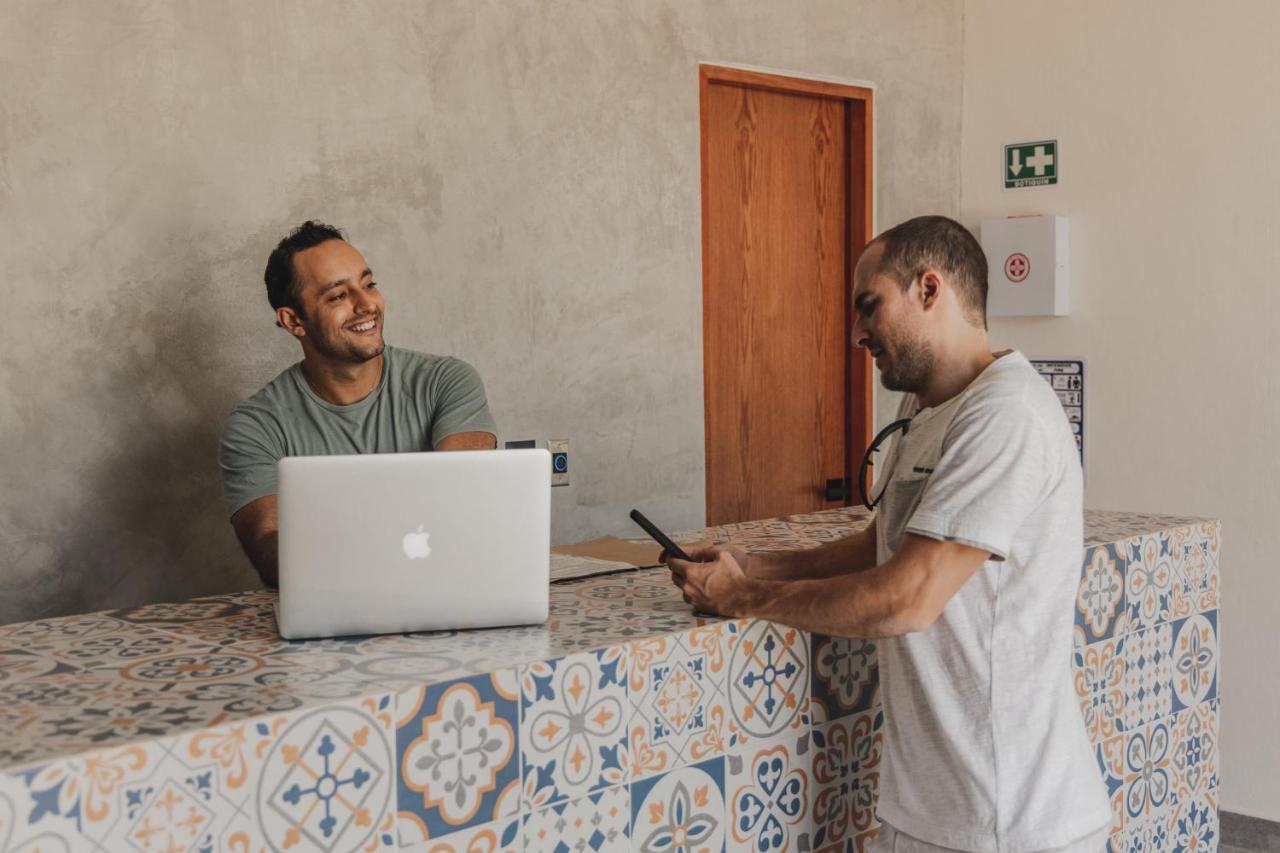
[276,448,550,639]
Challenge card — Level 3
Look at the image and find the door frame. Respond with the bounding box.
[699,63,876,518]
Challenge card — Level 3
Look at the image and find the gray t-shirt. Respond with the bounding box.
[873,351,1111,852]
[219,346,498,518]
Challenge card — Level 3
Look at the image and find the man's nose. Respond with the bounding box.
[851,317,870,348]
[352,288,376,313]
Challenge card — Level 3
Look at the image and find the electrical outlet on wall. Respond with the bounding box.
[548,439,569,487]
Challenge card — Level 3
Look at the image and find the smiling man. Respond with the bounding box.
[667,216,1111,852]
[219,221,497,587]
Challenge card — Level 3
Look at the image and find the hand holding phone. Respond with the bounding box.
[629,509,693,562]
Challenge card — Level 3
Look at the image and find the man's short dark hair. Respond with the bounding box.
[264,220,346,313]
[874,215,988,328]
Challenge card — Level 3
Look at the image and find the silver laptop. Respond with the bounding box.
[276,449,550,639]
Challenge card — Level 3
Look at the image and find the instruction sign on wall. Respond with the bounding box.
[1005,140,1058,189]
[1031,358,1084,470]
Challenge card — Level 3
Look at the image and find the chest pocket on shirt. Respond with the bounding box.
[881,473,930,555]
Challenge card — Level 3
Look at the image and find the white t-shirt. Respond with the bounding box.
[872,351,1111,852]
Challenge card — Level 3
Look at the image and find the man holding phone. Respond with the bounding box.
[665,216,1110,852]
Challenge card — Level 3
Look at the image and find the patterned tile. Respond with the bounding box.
[399,816,520,852]
[115,597,248,622]
[810,708,883,851]
[77,739,244,851]
[0,669,136,711]
[13,722,263,850]
[1123,718,1173,825]
[111,649,272,688]
[176,697,399,849]
[727,732,811,852]
[0,766,83,851]
[520,647,629,808]
[1083,511,1212,547]
[809,635,878,725]
[1170,700,1218,801]
[201,588,280,607]
[9,623,219,672]
[441,627,557,679]
[725,620,809,746]
[630,757,726,853]
[0,707,45,769]
[396,670,521,844]
[0,649,81,686]
[8,696,394,853]
[1095,734,1127,836]
[167,612,284,652]
[189,670,368,708]
[628,626,730,781]
[676,507,874,554]
[1169,792,1218,853]
[1110,809,1175,853]
[32,697,215,755]
[1167,522,1221,618]
[1075,638,1126,740]
[0,670,236,768]
[1124,535,1177,633]
[0,612,133,645]
[548,572,721,657]
[1076,544,1126,642]
[1121,625,1173,731]
[1170,611,1218,713]
[523,785,630,852]
[252,694,398,851]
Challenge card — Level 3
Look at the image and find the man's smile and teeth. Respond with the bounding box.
[347,317,378,334]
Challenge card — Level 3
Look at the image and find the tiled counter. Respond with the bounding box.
[0,508,1219,852]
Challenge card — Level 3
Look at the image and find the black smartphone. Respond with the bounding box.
[629,509,693,562]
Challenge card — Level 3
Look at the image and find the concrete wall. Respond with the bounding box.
[961,0,1279,821]
[0,0,963,622]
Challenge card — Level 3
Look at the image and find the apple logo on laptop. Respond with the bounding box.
[402,525,431,560]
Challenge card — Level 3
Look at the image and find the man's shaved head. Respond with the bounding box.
[867,215,989,329]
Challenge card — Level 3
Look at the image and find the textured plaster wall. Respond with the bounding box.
[0,0,962,622]
[961,0,1279,820]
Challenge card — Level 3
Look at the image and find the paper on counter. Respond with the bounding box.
[550,535,664,568]
[549,552,641,582]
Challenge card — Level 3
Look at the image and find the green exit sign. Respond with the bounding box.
[1005,140,1058,189]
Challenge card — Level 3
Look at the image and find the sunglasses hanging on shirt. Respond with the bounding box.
[859,418,912,510]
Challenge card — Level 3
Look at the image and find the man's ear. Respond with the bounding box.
[918,268,943,311]
[276,306,305,337]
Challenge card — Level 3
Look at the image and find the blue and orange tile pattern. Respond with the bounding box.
[0,508,1218,850]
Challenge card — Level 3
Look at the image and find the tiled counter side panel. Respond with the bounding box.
[1072,520,1222,853]
[0,511,1218,851]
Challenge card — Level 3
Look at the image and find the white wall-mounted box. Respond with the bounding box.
[980,215,1069,317]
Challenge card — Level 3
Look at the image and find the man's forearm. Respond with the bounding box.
[750,522,877,582]
[436,431,498,451]
[740,560,923,639]
[230,496,281,588]
[243,531,280,588]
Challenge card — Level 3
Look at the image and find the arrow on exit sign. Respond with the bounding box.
[1005,140,1058,189]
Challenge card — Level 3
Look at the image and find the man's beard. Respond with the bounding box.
[879,334,934,394]
[310,316,386,364]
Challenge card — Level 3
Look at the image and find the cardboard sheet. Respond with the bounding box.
[548,552,638,583]
[550,535,665,568]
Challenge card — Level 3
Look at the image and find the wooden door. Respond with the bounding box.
[701,66,873,526]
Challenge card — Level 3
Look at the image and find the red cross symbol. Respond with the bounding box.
[1004,252,1030,283]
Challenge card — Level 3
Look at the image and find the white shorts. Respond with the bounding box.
[867,821,1109,853]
